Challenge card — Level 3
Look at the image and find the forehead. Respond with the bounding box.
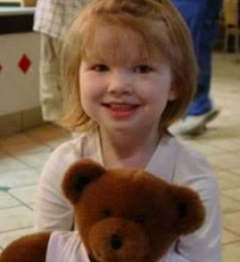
[81,19,168,65]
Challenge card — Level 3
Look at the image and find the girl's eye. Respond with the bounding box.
[91,64,109,72]
[134,65,153,74]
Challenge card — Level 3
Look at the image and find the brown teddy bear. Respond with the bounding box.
[0,159,205,262]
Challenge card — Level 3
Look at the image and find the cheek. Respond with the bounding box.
[80,75,103,100]
[80,73,91,99]
[79,86,90,114]
[156,67,176,102]
[80,79,100,114]
[142,72,172,101]
[80,84,90,105]
[142,85,172,110]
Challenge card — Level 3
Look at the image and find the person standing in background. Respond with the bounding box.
[170,0,223,136]
[33,0,88,122]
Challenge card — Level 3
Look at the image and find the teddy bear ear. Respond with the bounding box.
[62,159,106,204]
[170,185,205,235]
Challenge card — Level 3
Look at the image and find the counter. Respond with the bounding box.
[0,7,42,136]
[0,7,35,15]
[0,7,35,34]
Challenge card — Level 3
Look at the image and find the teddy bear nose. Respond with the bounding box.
[110,234,123,250]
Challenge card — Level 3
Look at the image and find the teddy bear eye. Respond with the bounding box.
[134,215,145,224]
[103,208,112,217]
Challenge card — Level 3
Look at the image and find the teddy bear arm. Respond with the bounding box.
[0,232,51,262]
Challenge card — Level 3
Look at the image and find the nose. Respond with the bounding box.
[108,70,132,95]
[110,234,123,250]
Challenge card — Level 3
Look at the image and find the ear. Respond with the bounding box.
[170,185,205,235]
[62,159,106,204]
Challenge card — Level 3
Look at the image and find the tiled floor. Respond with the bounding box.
[0,52,240,261]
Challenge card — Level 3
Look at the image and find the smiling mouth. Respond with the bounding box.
[103,103,139,110]
[102,103,139,117]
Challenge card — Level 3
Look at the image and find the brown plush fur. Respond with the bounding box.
[0,232,50,262]
[0,159,205,262]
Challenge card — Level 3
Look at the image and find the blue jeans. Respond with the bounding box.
[170,0,222,116]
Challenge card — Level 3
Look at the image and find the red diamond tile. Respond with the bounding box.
[18,54,31,74]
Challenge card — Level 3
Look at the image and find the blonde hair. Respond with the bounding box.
[59,0,197,132]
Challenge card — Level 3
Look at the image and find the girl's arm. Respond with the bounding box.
[165,151,221,262]
[34,170,74,231]
[34,142,79,231]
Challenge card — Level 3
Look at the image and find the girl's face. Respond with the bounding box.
[79,28,177,135]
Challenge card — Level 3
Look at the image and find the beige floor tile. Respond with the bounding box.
[0,207,33,232]
[206,138,240,153]
[0,152,29,173]
[13,151,52,169]
[222,229,240,245]
[9,185,36,206]
[221,195,240,214]
[222,241,240,262]
[231,168,240,177]
[0,192,21,209]
[207,154,240,170]
[223,188,240,202]
[209,115,240,130]
[0,140,52,156]
[0,134,35,147]
[180,139,226,157]
[25,124,70,144]
[223,212,240,236]
[0,168,39,188]
[0,227,34,249]
[215,170,240,190]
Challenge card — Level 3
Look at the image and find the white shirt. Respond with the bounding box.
[35,129,221,262]
[47,231,167,262]
[46,231,89,262]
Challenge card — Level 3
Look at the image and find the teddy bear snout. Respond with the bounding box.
[110,234,123,250]
[88,217,150,262]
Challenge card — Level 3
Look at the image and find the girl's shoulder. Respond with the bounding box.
[147,136,211,183]
[169,137,217,191]
[49,129,100,162]
[158,135,209,166]
[40,129,101,180]
[172,137,211,170]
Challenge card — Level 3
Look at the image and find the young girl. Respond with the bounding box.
[35,0,221,261]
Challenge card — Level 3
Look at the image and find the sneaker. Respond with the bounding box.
[170,108,220,136]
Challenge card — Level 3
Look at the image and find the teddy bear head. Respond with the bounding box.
[62,159,205,262]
